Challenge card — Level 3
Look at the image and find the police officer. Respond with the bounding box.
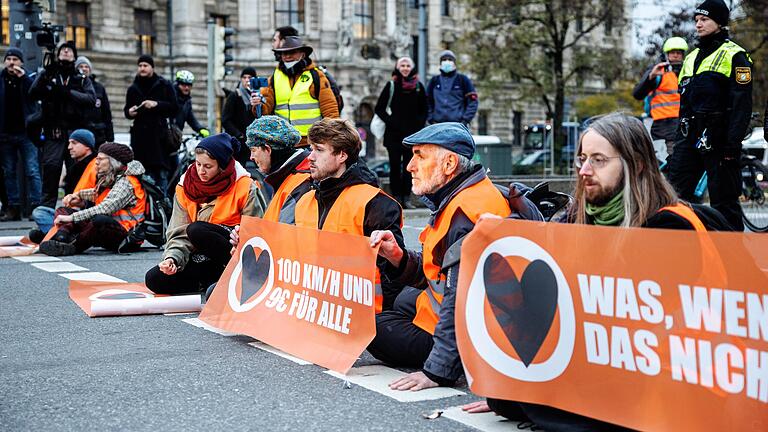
[633,36,688,157]
[668,0,753,231]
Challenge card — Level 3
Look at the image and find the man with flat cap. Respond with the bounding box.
[368,122,518,390]
[251,36,339,147]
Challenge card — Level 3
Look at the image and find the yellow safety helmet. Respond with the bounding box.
[663,37,689,54]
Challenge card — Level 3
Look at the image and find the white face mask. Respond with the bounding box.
[440,60,456,73]
[283,60,300,70]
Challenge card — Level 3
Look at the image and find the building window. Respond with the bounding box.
[66,2,90,50]
[275,0,305,34]
[1,0,9,46]
[134,9,155,55]
[478,111,489,136]
[353,0,373,39]
[441,0,450,16]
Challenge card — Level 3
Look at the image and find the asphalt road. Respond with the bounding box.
[0,211,504,432]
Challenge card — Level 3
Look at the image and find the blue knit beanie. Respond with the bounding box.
[69,129,96,151]
[196,133,241,167]
[245,115,301,150]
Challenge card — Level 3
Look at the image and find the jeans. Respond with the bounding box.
[41,138,71,208]
[0,133,42,206]
[32,206,55,233]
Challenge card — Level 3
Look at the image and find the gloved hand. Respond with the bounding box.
[199,128,210,138]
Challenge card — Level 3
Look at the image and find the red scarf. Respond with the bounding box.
[182,159,237,204]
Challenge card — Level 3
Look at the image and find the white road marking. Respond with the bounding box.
[59,272,126,282]
[325,365,466,402]
[32,261,88,272]
[163,312,199,316]
[181,317,239,336]
[248,341,312,365]
[12,255,62,263]
[441,405,521,431]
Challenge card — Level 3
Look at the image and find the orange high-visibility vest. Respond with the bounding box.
[295,183,398,313]
[263,159,311,223]
[659,203,706,232]
[74,158,97,193]
[95,175,147,232]
[649,71,680,121]
[176,176,254,226]
[414,177,511,334]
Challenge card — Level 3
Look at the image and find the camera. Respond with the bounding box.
[30,22,64,68]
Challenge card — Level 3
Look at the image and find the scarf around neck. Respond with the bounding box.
[585,190,625,226]
[182,159,237,204]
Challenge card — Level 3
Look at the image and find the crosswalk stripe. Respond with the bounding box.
[441,405,521,431]
[12,255,62,263]
[32,262,88,273]
[248,341,312,365]
[58,272,126,282]
[325,365,466,402]
[181,317,239,336]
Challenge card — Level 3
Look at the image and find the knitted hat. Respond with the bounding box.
[57,41,78,59]
[4,47,23,62]
[69,129,96,151]
[241,67,257,77]
[99,142,134,165]
[74,56,92,72]
[245,116,301,150]
[196,133,241,167]
[137,54,155,68]
[438,50,456,61]
[695,0,729,26]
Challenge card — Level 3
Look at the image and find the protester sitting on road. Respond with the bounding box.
[38,143,147,256]
[368,122,516,390]
[471,112,730,432]
[292,118,404,312]
[145,133,266,296]
[28,129,98,242]
[245,115,311,223]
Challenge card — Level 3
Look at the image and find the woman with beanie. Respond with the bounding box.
[39,143,147,256]
[145,133,266,295]
[374,57,427,208]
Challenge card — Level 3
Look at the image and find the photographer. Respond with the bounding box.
[29,41,96,209]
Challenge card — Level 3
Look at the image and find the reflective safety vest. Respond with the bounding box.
[263,159,311,223]
[273,68,322,136]
[658,203,706,232]
[95,175,147,232]
[175,176,254,226]
[74,158,98,193]
[413,177,511,335]
[294,183,391,313]
[649,71,680,120]
[679,41,746,83]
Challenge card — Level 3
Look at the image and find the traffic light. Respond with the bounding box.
[213,24,236,80]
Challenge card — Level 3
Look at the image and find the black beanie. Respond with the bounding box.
[57,41,78,60]
[241,67,257,77]
[196,133,241,168]
[137,54,155,68]
[695,0,729,26]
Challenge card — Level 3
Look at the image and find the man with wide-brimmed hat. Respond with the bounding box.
[251,35,339,147]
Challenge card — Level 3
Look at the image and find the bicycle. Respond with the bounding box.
[739,153,768,232]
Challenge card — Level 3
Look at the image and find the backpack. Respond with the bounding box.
[136,175,173,247]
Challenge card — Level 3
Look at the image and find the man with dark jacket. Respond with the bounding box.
[668,0,753,231]
[0,48,42,221]
[426,50,478,126]
[293,118,404,312]
[29,41,96,209]
[368,123,518,389]
[75,56,113,148]
[223,67,257,165]
[124,55,178,193]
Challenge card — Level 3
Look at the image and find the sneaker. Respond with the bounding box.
[28,229,45,244]
[39,239,76,256]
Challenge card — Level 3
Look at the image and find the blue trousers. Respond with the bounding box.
[0,133,42,206]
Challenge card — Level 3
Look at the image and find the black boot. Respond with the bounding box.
[0,206,21,222]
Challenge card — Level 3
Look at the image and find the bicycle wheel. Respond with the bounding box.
[741,159,768,232]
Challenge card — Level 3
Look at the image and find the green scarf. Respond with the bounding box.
[585,190,625,226]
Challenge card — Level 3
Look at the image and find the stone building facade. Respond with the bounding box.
[1,0,631,157]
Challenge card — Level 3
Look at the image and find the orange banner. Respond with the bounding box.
[69,281,202,317]
[0,235,37,257]
[456,219,768,431]
[199,216,378,373]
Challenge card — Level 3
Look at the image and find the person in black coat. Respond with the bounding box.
[75,56,113,148]
[124,55,178,193]
[29,41,96,208]
[222,67,257,165]
[374,57,427,208]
